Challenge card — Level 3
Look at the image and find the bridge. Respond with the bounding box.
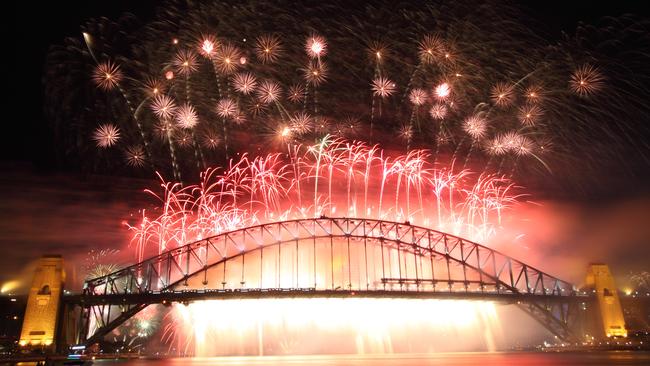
[66,217,590,347]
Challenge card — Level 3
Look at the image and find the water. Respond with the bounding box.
[88,352,650,366]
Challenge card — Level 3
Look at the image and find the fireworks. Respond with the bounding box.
[124,145,146,167]
[232,72,257,95]
[255,34,283,63]
[175,103,199,129]
[434,82,451,100]
[305,34,327,58]
[371,77,396,98]
[92,61,123,91]
[256,80,282,104]
[570,64,605,96]
[418,35,444,63]
[462,116,488,140]
[409,88,428,106]
[216,98,238,118]
[214,43,242,74]
[491,82,514,107]
[92,123,121,148]
[288,84,305,103]
[201,129,221,149]
[173,50,198,75]
[45,0,647,204]
[151,95,177,119]
[303,63,328,86]
[290,112,313,135]
[199,36,217,56]
[429,104,447,119]
[518,104,543,126]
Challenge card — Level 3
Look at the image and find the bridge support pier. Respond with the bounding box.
[585,264,627,338]
[18,255,66,353]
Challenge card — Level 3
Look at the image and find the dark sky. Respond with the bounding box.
[2,1,650,289]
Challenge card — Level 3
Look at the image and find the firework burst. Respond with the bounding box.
[92,61,123,90]
[491,82,515,106]
[256,80,282,104]
[409,88,428,106]
[418,34,444,63]
[371,77,396,98]
[288,84,305,103]
[429,104,447,119]
[92,123,121,148]
[255,34,283,63]
[518,104,543,126]
[151,95,177,119]
[175,103,199,129]
[305,34,327,58]
[462,116,488,140]
[434,82,451,100]
[216,98,238,118]
[173,49,199,75]
[124,145,146,167]
[215,43,242,74]
[570,64,605,96]
[303,62,328,86]
[232,72,257,95]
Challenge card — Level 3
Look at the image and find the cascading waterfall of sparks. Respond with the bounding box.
[128,138,520,263]
[118,138,521,355]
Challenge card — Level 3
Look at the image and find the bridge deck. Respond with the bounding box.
[65,288,593,306]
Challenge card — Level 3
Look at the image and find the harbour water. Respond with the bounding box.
[76,352,650,366]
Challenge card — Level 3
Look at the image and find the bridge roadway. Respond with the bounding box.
[65,287,593,307]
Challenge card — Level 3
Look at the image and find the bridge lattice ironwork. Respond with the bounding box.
[77,217,585,345]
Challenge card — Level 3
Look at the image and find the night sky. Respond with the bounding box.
[3,1,650,289]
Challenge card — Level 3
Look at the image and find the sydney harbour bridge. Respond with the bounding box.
[18,217,629,352]
[64,217,603,347]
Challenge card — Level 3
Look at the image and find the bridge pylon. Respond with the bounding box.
[18,255,66,353]
[585,264,627,338]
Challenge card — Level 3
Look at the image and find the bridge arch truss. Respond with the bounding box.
[78,217,585,345]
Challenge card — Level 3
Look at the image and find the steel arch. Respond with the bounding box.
[78,217,583,345]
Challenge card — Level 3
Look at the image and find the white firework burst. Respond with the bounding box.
[371,77,396,98]
[232,72,257,95]
[173,49,198,75]
[256,80,282,104]
[216,98,238,118]
[175,103,199,129]
[409,88,428,106]
[290,112,313,135]
[429,104,447,119]
[518,104,543,126]
[288,84,305,103]
[462,116,488,140]
[434,82,451,100]
[92,123,121,148]
[92,61,123,91]
[305,34,327,58]
[151,95,177,119]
